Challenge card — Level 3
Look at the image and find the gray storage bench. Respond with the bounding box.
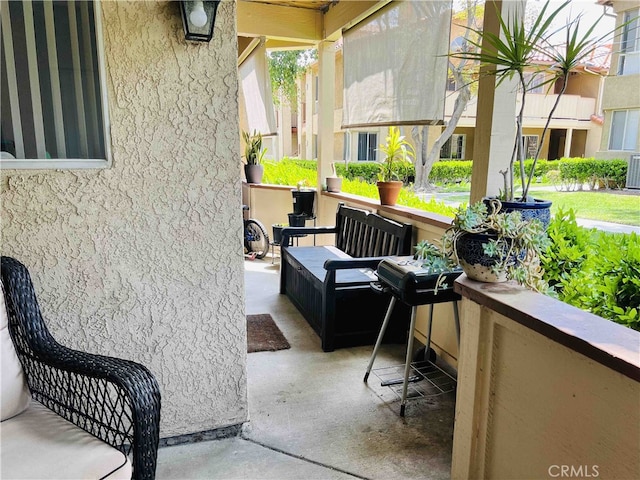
[280,203,413,352]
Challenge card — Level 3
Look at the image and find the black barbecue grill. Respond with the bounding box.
[365,256,463,416]
[375,257,463,306]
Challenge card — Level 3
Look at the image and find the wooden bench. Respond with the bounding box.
[280,203,413,352]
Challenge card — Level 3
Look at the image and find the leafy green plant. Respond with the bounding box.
[414,240,459,273]
[377,126,415,182]
[542,213,640,330]
[411,240,463,292]
[242,130,266,165]
[541,209,592,289]
[268,49,316,107]
[262,158,315,186]
[443,199,551,292]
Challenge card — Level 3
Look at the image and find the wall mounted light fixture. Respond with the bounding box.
[180,1,220,42]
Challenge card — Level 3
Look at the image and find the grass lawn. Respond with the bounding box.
[528,189,640,226]
[438,188,640,226]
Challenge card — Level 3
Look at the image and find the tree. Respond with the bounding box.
[268,49,316,109]
[413,0,482,191]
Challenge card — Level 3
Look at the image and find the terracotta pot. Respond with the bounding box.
[377,181,403,206]
[244,164,264,184]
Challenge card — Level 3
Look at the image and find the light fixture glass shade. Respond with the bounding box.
[189,2,208,28]
[180,0,220,42]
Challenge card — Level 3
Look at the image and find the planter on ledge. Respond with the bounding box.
[485,197,552,229]
[454,232,511,283]
[244,164,264,184]
[326,177,342,193]
[292,189,315,217]
[377,181,403,206]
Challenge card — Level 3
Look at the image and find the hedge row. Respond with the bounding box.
[555,158,628,189]
[284,157,628,188]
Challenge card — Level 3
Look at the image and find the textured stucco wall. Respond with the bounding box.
[0,1,247,437]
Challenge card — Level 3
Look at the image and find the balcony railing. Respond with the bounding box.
[444,91,597,125]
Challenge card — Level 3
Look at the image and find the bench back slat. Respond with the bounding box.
[334,203,412,258]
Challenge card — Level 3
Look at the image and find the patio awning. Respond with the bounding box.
[239,40,277,136]
[342,0,451,128]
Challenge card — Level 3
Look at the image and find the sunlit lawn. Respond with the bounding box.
[438,188,640,226]
[528,189,640,226]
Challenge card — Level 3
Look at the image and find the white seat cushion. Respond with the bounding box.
[1,400,131,480]
[1,287,31,421]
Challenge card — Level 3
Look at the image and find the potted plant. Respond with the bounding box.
[413,240,464,294]
[442,199,551,293]
[326,162,342,193]
[377,126,415,206]
[449,0,618,226]
[291,180,315,217]
[242,129,266,184]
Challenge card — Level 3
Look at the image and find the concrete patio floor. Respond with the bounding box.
[156,257,456,479]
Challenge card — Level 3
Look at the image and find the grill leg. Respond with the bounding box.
[453,300,461,350]
[423,304,435,361]
[364,296,396,383]
[400,306,418,417]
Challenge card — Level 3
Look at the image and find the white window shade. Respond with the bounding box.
[342,1,452,128]
[239,42,277,136]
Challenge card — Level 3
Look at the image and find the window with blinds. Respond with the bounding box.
[0,0,110,168]
[609,109,640,151]
[618,8,640,76]
[357,132,377,161]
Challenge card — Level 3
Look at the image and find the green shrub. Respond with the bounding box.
[558,158,627,189]
[542,211,640,330]
[336,162,412,183]
[428,159,558,185]
[262,160,455,217]
[541,209,593,288]
[430,161,473,183]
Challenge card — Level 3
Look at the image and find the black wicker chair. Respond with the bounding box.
[1,256,161,480]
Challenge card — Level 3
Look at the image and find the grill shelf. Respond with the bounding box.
[372,361,457,401]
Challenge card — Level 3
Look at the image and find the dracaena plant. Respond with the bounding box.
[442,199,551,292]
[377,126,415,182]
[449,0,624,202]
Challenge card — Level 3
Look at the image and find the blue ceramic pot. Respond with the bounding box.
[484,197,552,230]
[455,233,511,283]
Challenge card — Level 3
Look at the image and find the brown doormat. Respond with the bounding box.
[247,314,291,353]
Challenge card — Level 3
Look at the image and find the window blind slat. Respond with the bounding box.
[1,6,25,158]
[44,0,66,158]
[80,1,99,157]
[23,1,47,159]
[68,0,89,157]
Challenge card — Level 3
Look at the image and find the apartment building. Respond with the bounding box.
[597,0,640,164]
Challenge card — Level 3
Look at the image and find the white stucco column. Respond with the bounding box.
[305,71,313,159]
[317,40,336,216]
[470,0,524,203]
[564,128,573,158]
